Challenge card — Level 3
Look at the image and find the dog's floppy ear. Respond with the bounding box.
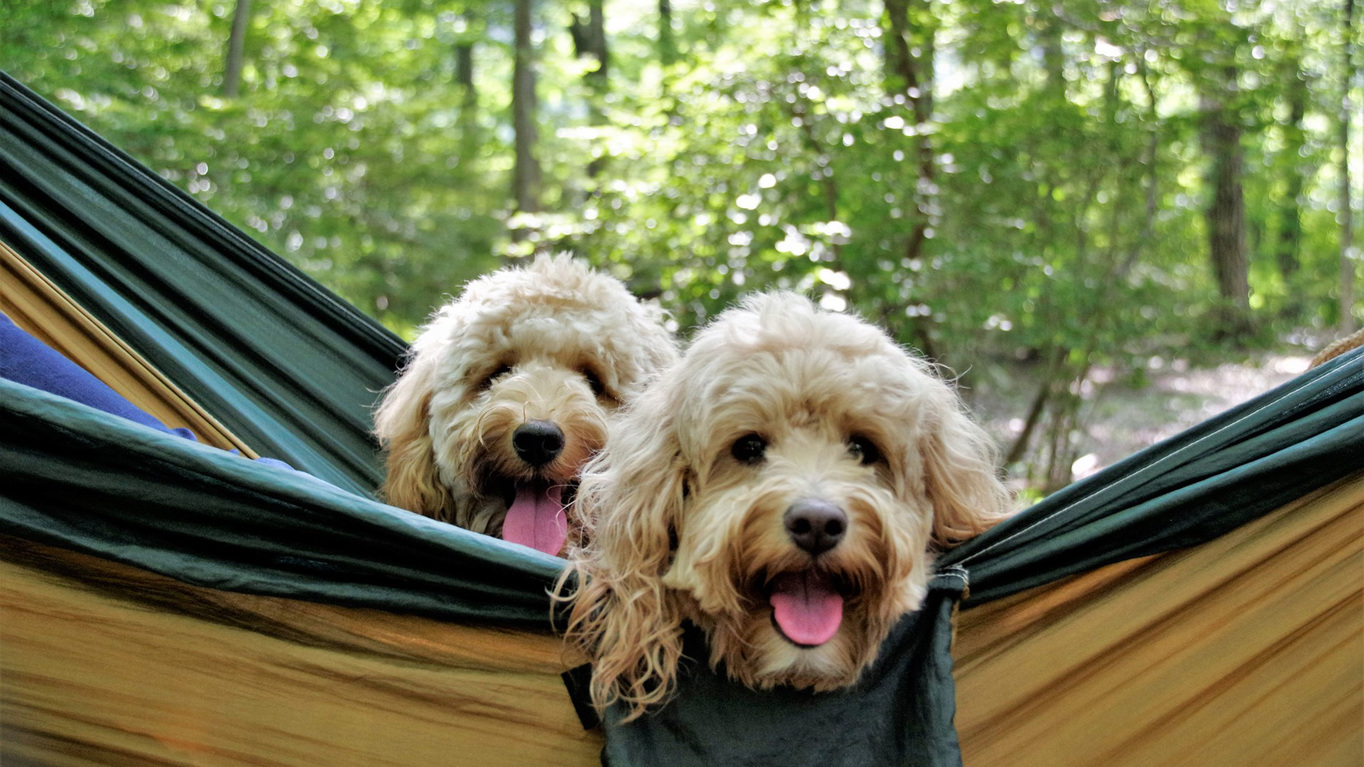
[921,385,1013,548]
[373,351,457,520]
[562,380,688,721]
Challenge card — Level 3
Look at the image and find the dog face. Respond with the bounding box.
[566,292,1010,716]
[374,255,678,555]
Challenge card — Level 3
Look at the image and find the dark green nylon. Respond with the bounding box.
[600,575,969,767]
[2,70,1362,766]
[0,72,405,494]
[946,348,1364,602]
[0,378,566,627]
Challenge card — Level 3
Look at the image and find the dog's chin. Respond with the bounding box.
[713,603,866,692]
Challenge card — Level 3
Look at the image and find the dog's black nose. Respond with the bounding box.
[513,420,565,466]
[784,498,847,556]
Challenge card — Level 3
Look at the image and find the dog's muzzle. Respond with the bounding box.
[760,498,851,647]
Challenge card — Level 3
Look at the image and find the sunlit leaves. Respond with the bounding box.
[0,0,1355,347]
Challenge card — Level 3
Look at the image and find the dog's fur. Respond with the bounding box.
[564,292,1011,718]
[373,255,678,554]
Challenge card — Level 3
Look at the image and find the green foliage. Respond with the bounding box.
[1,0,1359,488]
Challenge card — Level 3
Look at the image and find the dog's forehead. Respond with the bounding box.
[459,298,602,350]
[681,339,933,436]
[487,319,598,371]
[699,327,921,386]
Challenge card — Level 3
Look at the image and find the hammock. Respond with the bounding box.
[2,71,1360,766]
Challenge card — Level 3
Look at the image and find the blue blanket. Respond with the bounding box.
[0,311,196,439]
[0,311,299,471]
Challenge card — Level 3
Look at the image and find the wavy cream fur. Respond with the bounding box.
[373,255,678,547]
[564,292,1011,718]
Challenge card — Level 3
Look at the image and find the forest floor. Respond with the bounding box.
[967,347,1317,493]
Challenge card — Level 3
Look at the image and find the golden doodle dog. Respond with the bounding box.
[564,292,1011,718]
[373,255,678,555]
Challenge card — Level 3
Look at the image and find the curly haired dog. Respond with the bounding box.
[373,255,678,555]
[564,292,1011,717]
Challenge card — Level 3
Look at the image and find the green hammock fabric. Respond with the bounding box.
[0,378,565,626]
[0,73,404,494]
[1,71,1362,766]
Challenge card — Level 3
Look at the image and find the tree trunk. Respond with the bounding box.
[511,0,540,244]
[658,0,677,66]
[782,60,844,278]
[1038,4,1064,97]
[1339,0,1357,334]
[569,1,608,84]
[882,0,936,266]
[1275,55,1308,284]
[454,10,476,102]
[223,0,251,97]
[569,0,608,178]
[1199,65,1253,340]
[1119,58,1161,279]
[455,39,475,96]
[454,9,479,165]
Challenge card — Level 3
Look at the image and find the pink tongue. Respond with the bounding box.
[502,484,568,555]
[769,570,844,646]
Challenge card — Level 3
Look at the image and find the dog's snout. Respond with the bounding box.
[512,420,565,466]
[784,498,847,556]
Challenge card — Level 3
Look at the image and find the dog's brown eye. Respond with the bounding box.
[731,433,767,465]
[480,364,512,390]
[581,368,608,399]
[848,435,880,466]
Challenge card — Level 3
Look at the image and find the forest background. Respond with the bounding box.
[1,0,1360,495]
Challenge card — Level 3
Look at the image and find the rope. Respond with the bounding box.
[1310,327,1364,369]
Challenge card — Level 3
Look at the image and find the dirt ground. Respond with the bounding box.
[967,352,1315,487]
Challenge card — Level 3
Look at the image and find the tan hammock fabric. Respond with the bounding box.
[0,535,601,766]
[3,472,1358,765]
[0,239,250,454]
[955,471,1364,766]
